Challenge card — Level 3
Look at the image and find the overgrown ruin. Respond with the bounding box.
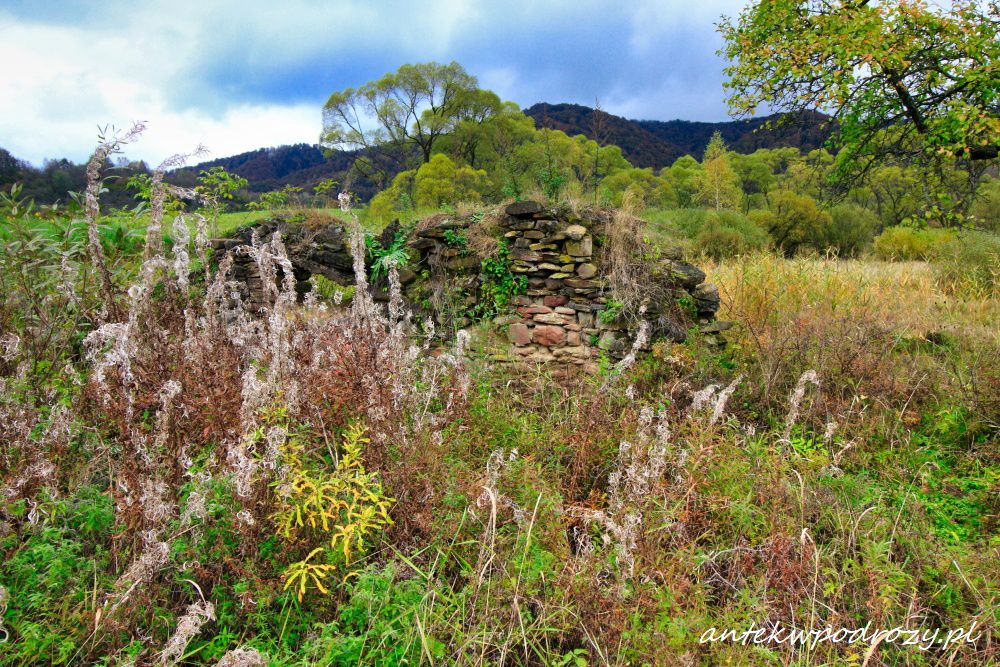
[213,201,724,368]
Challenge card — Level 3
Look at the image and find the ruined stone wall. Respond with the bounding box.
[216,202,722,367]
[497,201,719,365]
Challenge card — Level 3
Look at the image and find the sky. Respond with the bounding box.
[0,0,748,167]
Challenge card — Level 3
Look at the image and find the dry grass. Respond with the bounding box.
[709,255,999,341]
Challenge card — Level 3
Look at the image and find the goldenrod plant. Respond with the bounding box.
[274,421,394,598]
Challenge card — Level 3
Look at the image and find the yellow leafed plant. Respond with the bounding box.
[274,420,394,600]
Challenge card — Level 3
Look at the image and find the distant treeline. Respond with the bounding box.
[0,102,833,210]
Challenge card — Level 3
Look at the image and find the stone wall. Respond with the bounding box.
[215,202,722,367]
[494,201,717,364]
[212,216,356,304]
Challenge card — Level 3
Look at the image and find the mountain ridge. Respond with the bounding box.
[3,103,834,204]
[523,102,832,168]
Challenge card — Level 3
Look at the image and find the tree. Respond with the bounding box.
[0,148,22,187]
[719,1,999,184]
[731,151,776,211]
[694,132,741,210]
[661,155,703,208]
[196,166,249,234]
[599,168,676,208]
[414,153,487,208]
[321,62,484,186]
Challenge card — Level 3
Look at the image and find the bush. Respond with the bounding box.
[826,203,878,257]
[665,207,709,238]
[934,231,1000,296]
[695,210,771,259]
[753,189,832,256]
[873,226,953,260]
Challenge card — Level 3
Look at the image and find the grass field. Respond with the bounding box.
[0,198,997,666]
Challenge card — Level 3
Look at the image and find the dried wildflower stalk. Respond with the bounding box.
[567,405,672,579]
[157,600,216,666]
[781,370,820,443]
[85,122,147,320]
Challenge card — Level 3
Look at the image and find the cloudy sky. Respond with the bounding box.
[1,0,747,166]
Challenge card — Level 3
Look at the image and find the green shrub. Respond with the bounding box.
[934,230,1000,295]
[752,189,832,256]
[873,226,953,260]
[474,240,527,319]
[695,210,770,259]
[664,207,709,238]
[826,203,878,257]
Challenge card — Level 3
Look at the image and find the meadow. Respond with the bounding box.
[0,157,997,667]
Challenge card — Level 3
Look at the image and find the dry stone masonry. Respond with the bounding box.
[494,201,720,365]
[214,201,723,368]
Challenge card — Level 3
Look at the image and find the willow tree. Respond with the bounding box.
[321,62,483,187]
[719,1,999,188]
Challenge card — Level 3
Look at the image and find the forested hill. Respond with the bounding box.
[171,105,832,195]
[1,105,834,206]
[524,103,832,168]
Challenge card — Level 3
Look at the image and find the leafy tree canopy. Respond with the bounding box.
[321,61,498,186]
[719,0,999,185]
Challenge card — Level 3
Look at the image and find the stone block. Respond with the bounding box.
[691,282,721,314]
[508,323,532,346]
[511,248,541,262]
[543,294,569,307]
[576,263,598,279]
[667,260,706,288]
[534,312,568,325]
[553,345,590,358]
[565,237,592,257]
[506,200,543,217]
[532,325,566,347]
[444,256,480,271]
